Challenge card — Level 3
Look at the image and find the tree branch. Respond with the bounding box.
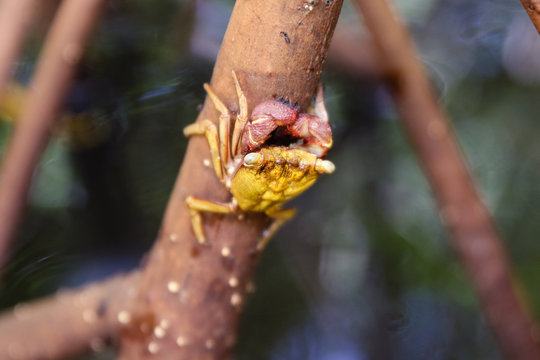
[352,0,540,358]
[117,1,343,359]
[520,0,540,33]
[0,0,37,99]
[0,271,140,360]
[0,0,105,268]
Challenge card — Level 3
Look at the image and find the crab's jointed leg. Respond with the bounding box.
[288,84,333,156]
[184,77,239,181]
[203,83,231,167]
[257,207,297,251]
[313,84,329,123]
[231,70,249,158]
[183,120,224,182]
[185,196,237,244]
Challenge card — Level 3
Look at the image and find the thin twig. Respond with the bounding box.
[520,0,540,33]
[0,271,140,360]
[0,0,37,98]
[352,0,540,358]
[0,0,105,268]
[117,0,343,358]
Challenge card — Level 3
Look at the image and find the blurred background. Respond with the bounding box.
[1,0,539,359]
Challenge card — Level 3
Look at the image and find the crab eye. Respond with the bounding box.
[244,152,264,167]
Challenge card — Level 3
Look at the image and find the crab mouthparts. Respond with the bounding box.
[291,141,326,157]
[264,128,296,147]
[264,129,326,157]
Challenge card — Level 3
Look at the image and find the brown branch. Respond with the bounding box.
[0,0,37,98]
[0,0,105,268]
[0,271,140,360]
[352,0,540,359]
[117,1,343,359]
[520,0,540,33]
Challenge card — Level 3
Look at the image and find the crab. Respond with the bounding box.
[183,71,335,251]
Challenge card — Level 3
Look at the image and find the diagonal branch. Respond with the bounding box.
[118,1,343,359]
[0,271,140,360]
[352,0,540,359]
[520,0,540,33]
[0,0,37,99]
[0,0,105,268]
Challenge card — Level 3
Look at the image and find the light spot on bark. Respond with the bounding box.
[117,310,131,324]
[148,341,160,354]
[82,308,97,323]
[160,319,170,329]
[231,292,242,307]
[228,277,239,288]
[205,338,215,350]
[176,336,188,347]
[155,325,166,338]
[167,281,180,293]
[221,246,231,257]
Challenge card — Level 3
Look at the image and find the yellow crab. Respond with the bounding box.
[183,71,335,250]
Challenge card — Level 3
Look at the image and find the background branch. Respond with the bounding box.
[353,0,540,359]
[0,271,139,360]
[0,0,105,268]
[0,0,37,99]
[520,0,540,33]
[118,0,343,358]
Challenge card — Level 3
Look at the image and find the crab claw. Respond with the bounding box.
[242,100,299,153]
[289,113,333,157]
[251,100,298,126]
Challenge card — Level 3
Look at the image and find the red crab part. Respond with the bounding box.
[240,99,333,157]
[289,113,333,157]
[251,100,298,125]
[242,100,298,153]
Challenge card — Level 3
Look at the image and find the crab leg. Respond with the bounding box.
[257,207,297,251]
[184,120,224,182]
[185,196,237,244]
[231,70,248,157]
[313,84,328,123]
[203,83,231,167]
